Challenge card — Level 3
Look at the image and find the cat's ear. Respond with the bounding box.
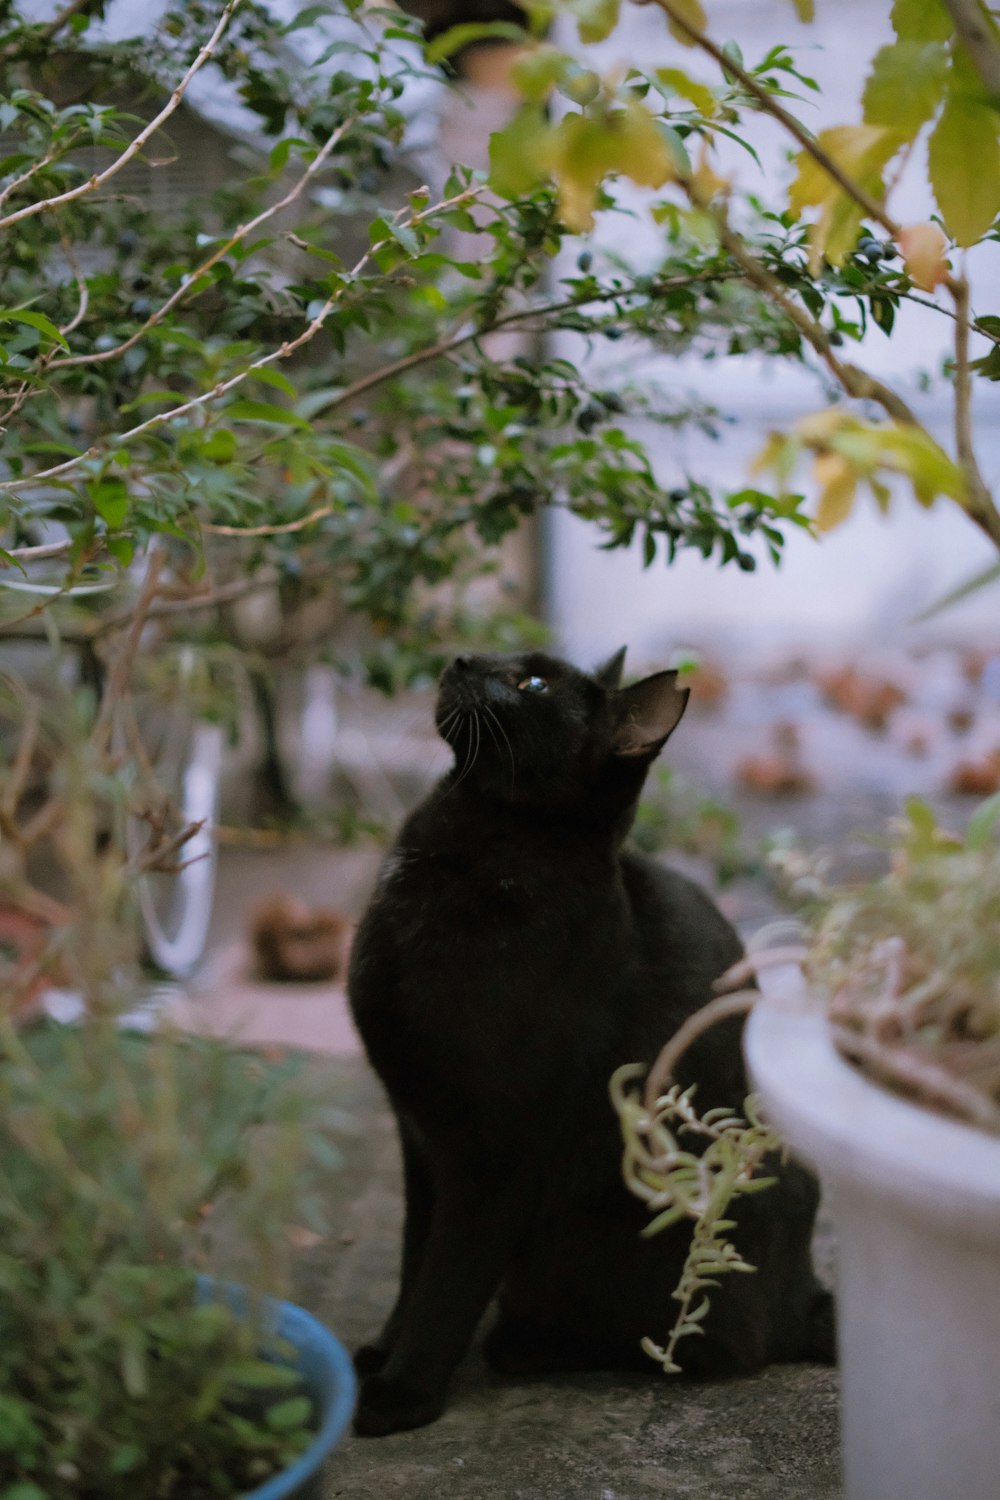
[611,670,689,757]
[594,646,627,690]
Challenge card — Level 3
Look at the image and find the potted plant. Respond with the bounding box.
[0,688,355,1499]
[740,794,1000,1500]
[612,793,1000,1500]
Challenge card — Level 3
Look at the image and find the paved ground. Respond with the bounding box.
[174,641,1000,1499]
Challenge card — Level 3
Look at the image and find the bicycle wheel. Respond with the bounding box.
[123,690,224,980]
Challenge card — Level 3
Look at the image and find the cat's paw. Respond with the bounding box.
[352,1342,390,1377]
[353,1374,445,1437]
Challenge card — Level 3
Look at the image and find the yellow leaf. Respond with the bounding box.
[897,221,950,290]
[664,0,707,48]
[617,103,676,188]
[789,125,903,269]
[813,453,858,531]
[789,125,897,211]
[791,0,815,17]
[928,53,1000,247]
[690,145,729,206]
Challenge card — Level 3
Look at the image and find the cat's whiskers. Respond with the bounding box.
[449,708,481,790]
[482,702,516,791]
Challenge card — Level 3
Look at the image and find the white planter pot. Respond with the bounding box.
[745,997,1000,1500]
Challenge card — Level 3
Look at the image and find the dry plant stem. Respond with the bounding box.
[50,113,362,372]
[942,0,1000,100]
[951,273,1000,548]
[0,147,60,215]
[832,1023,1000,1134]
[644,990,758,1114]
[1,540,76,564]
[0,0,243,232]
[0,185,482,496]
[56,222,89,338]
[202,503,334,538]
[713,945,809,994]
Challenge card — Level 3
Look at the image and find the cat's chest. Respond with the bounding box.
[375,845,536,926]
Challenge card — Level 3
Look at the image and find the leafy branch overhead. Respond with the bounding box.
[2,0,1000,678]
[480,0,1000,552]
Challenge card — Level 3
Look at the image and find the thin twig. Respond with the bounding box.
[201,503,334,537]
[941,0,1000,101]
[0,0,242,232]
[717,220,921,425]
[49,112,361,372]
[951,271,1000,548]
[0,185,482,496]
[0,146,60,215]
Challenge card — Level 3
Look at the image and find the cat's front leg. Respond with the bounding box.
[354,1172,535,1436]
[354,1117,433,1376]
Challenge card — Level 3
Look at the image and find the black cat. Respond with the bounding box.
[347,648,833,1436]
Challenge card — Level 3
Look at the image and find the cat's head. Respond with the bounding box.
[435,647,688,817]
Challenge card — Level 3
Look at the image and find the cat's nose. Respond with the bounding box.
[453,655,472,671]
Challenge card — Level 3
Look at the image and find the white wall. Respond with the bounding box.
[545,0,1000,668]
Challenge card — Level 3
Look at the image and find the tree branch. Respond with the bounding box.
[952,272,1000,548]
[641,0,900,238]
[942,0,1000,101]
[716,220,921,425]
[49,111,362,372]
[0,184,482,496]
[0,0,242,232]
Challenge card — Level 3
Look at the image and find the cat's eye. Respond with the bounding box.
[517,675,548,693]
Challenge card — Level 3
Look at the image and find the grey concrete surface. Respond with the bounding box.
[283,1059,840,1500]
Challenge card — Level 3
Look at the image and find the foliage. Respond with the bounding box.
[774,794,1000,1134]
[0,686,341,1499]
[482,0,1000,557]
[0,1022,325,1500]
[0,0,818,692]
[631,762,752,884]
[610,1066,779,1373]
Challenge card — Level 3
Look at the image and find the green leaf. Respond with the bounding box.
[663,0,706,47]
[91,478,129,529]
[652,67,718,117]
[489,105,553,197]
[226,399,306,428]
[891,0,952,44]
[862,42,949,137]
[511,46,573,104]
[201,428,237,464]
[569,0,620,45]
[426,21,526,62]
[265,1395,312,1432]
[251,366,298,399]
[105,534,134,567]
[0,309,70,350]
[928,53,1000,246]
[966,791,1000,849]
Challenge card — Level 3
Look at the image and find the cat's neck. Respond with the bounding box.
[408,756,652,852]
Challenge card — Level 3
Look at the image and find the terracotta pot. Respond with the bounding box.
[0,905,54,1019]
